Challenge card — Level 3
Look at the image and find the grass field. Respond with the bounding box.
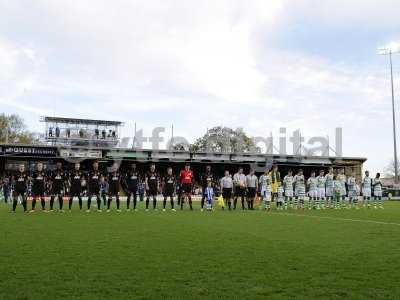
[1,201,400,300]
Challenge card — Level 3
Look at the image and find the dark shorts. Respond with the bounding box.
[33,188,45,197]
[182,183,192,194]
[234,187,245,198]
[14,189,26,197]
[70,188,81,197]
[89,186,100,195]
[164,190,174,198]
[88,191,100,197]
[222,188,232,199]
[148,188,158,197]
[109,186,119,195]
[127,189,137,196]
[52,187,63,195]
[127,187,138,194]
[247,187,256,198]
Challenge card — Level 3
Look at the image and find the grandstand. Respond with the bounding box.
[0,116,367,179]
[41,116,123,147]
[0,143,367,181]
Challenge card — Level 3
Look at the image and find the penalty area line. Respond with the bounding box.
[272,212,400,227]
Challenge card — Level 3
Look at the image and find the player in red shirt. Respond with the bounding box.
[180,164,194,210]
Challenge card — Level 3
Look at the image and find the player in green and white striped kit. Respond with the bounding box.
[347,173,358,209]
[316,170,326,209]
[307,171,318,209]
[337,168,347,209]
[333,175,342,209]
[276,184,284,210]
[325,168,334,208]
[373,173,383,209]
[362,170,372,208]
[259,171,272,210]
[283,170,294,209]
[294,169,306,209]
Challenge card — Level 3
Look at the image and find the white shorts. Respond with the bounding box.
[363,188,371,198]
[348,189,357,198]
[318,188,325,198]
[261,189,271,202]
[340,188,347,197]
[325,187,333,197]
[285,190,293,198]
[308,189,318,198]
[295,188,305,198]
[374,190,382,197]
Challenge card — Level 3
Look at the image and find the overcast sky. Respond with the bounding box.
[1,0,399,173]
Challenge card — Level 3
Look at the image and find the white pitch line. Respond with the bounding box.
[272,212,400,227]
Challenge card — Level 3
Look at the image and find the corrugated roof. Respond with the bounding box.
[42,116,123,126]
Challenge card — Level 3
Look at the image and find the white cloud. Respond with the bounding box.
[0,0,399,174]
[285,0,400,29]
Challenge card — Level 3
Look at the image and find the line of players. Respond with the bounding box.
[9,161,383,213]
[250,167,383,210]
[10,161,197,213]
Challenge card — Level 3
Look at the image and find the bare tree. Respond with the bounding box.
[0,114,40,144]
[384,159,400,178]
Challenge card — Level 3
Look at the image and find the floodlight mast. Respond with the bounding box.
[378,45,400,183]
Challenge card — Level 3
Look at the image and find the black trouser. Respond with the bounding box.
[50,190,63,210]
[126,189,138,209]
[69,190,82,210]
[146,191,157,209]
[13,191,27,212]
[32,192,46,210]
[163,192,174,209]
[88,191,101,210]
[107,192,120,210]
[234,188,245,210]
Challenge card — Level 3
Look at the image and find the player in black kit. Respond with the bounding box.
[125,163,140,211]
[49,162,66,212]
[162,167,176,211]
[30,162,47,212]
[145,163,159,211]
[107,164,121,212]
[69,163,83,211]
[12,164,28,212]
[87,161,102,212]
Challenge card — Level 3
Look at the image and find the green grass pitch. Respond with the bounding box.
[1,201,400,299]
